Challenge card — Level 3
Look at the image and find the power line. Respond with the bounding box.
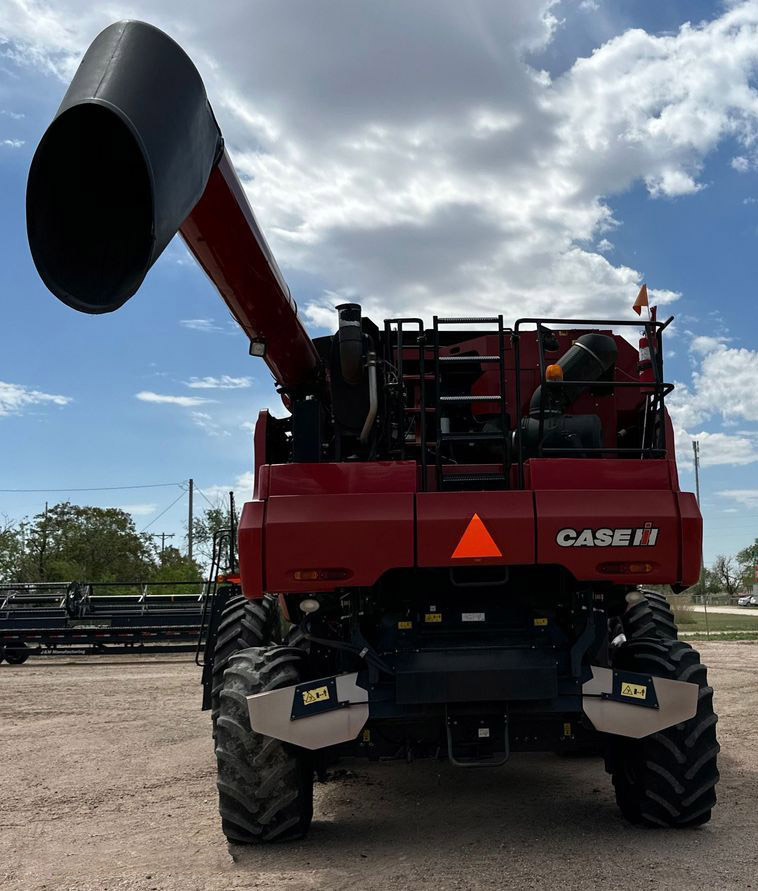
[140,490,188,532]
[0,482,185,493]
[195,486,220,509]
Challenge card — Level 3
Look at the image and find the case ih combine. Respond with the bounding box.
[27,21,718,842]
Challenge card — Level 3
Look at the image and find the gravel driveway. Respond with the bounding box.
[1,642,756,890]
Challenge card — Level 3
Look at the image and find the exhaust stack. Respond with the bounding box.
[26,20,320,393]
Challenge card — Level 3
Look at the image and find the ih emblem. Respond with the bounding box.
[451,513,502,559]
[302,686,330,706]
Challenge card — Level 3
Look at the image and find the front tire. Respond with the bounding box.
[215,646,314,844]
[609,638,719,827]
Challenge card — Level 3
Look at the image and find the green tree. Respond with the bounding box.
[0,517,22,582]
[192,502,235,570]
[149,545,204,593]
[708,554,739,597]
[736,538,758,590]
[16,502,156,582]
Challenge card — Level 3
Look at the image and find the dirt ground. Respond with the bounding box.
[1,642,756,891]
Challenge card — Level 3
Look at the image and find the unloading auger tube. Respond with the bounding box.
[26,20,321,397]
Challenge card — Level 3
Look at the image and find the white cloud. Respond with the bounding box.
[179,318,223,333]
[190,411,231,437]
[680,430,758,468]
[9,1,758,329]
[7,0,758,454]
[680,345,758,424]
[689,334,730,356]
[668,336,758,466]
[135,391,213,407]
[732,155,750,172]
[718,489,758,509]
[200,471,256,507]
[117,503,158,517]
[1,138,24,147]
[184,375,252,389]
[0,381,71,417]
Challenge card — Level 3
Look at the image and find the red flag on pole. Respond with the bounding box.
[633,284,649,316]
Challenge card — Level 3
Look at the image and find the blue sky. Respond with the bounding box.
[1,0,757,565]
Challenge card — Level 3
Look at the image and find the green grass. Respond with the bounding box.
[676,612,758,632]
[681,632,758,641]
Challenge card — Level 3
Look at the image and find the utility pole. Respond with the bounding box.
[188,478,194,563]
[692,440,709,638]
[148,532,175,556]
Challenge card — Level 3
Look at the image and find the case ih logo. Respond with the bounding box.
[556,523,659,548]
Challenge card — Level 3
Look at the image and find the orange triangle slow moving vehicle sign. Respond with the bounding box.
[451,513,502,559]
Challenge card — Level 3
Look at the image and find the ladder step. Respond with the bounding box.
[441,432,507,442]
[440,395,502,402]
[402,374,436,381]
[439,355,499,362]
[441,473,507,483]
[436,317,501,324]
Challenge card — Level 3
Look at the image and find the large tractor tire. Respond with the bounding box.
[623,589,678,641]
[609,638,719,827]
[215,646,313,843]
[210,593,280,728]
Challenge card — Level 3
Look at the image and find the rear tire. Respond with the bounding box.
[215,646,313,843]
[623,590,678,640]
[210,594,280,729]
[609,638,719,827]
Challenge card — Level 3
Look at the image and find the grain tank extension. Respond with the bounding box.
[27,20,718,842]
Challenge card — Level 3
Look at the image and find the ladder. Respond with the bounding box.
[432,316,510,490]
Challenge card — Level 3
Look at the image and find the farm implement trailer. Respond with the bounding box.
[27,20,718,840]
[0,581,206,663]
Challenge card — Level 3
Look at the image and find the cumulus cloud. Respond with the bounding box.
[8,0,758,460]
[135,391,213,407]
[184,375,252,389]
[670,343,758,427]
[676,430,758,468]
[0,381,71,417]
[6,1,758,330]
[689,335,731,356]
[667,336,758,467]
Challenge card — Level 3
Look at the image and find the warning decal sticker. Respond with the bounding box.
[302,686,330,705]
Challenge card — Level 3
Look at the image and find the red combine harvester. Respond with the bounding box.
[27,21,718,842]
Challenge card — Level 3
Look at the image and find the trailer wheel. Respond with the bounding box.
[623,590,677,640]
[4,644,31,665]
[211,593,280,729]
[609,638,719,827]
[215,646,313,844]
